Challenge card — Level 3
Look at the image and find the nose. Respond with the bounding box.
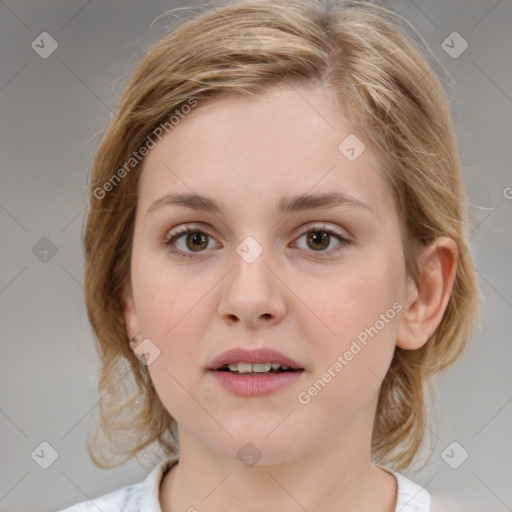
[217,243,287,328]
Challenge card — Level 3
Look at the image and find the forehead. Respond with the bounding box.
[137,84,394,219]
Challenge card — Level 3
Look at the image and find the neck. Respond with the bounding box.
[159,427,397,512]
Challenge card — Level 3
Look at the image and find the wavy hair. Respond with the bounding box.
[82,0,480,472]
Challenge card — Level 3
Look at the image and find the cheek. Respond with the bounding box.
[130,250,215,380]
[303,245,403,332]
[297,241,405,390]
[131,258,210,418]
[131,246,200,336]
[289,249,405,440]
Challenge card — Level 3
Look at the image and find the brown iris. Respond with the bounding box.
[306,231,330,251]
[185,232,209,252]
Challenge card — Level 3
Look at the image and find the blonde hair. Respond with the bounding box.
[82,0,479,472]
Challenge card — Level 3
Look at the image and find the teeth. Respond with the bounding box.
[252,363,272,372]
[226,362,290,373]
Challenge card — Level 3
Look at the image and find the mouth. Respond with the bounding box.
[209,359,305,397]
[214,362,304,376]
[208,346,305,374]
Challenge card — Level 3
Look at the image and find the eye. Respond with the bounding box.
[293,224,349,255]
[164,223,350,259]
[164,226,220,259]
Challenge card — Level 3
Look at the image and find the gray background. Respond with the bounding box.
[1,1,511,511]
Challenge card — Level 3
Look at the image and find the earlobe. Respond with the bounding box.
[396,237,458,350]
[123,287,140,341]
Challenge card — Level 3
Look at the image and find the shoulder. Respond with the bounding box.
[378,465,431,512]
[56,456,180,512]
[394,472,431,511]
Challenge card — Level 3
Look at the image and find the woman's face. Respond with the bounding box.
[125,83,410,464]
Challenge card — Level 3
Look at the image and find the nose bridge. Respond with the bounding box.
[218,233,286,325]
[231,233,274,299]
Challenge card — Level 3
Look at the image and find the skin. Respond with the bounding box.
[123,83,457,512]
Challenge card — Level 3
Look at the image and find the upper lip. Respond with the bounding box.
[208,347,304,371]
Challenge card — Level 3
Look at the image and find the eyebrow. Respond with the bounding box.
[146,191,374,216]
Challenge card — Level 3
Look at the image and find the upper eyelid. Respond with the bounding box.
[165,223,350,251]
[165,222,349,240]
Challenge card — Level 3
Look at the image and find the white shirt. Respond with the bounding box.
[58,456,430,511]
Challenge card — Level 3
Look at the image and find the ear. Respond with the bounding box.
[396,237,458,350]
[122,284,141,341]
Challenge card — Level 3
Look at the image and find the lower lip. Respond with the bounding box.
[209,370,304,397]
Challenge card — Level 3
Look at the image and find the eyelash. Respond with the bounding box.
[163,224,350,259]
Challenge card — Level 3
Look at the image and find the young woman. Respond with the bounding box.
[60,1,479,510]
